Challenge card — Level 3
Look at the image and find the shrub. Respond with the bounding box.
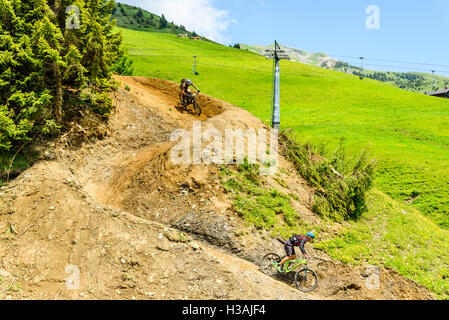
[280,130,375,220]
[113,54,135,76]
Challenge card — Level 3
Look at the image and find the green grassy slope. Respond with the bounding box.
[119,27,449,299]
[112,3,193,36]
[121,28,449,229]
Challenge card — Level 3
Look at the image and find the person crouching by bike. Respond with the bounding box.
[277,232,315,272]
[180,79,200,104]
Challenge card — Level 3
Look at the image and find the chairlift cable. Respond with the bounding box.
[132,48,449,69]
[128,53,449,76]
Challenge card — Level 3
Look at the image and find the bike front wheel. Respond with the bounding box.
[193,101,201,116]
[260,253,281,276]
[179,93,185,105]
[294,268,318,292]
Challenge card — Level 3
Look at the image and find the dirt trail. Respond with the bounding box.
[0,76,434,300]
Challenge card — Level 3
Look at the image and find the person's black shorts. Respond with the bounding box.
[284,239,296,257]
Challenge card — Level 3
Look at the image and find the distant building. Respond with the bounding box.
[425,88,449,99]
[189,36,201,40]
[177,33,188,38]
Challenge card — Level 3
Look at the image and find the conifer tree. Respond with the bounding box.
[159,13,167,29]
[0,0,123,152]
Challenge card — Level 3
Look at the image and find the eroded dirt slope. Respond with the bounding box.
[0,76,434,300]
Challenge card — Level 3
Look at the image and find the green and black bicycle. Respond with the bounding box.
[260,253,318,292]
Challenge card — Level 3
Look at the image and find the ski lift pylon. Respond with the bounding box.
[192,56,199,76]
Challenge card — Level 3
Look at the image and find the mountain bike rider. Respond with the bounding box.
[276,232,316,272]
[180,79,200,104]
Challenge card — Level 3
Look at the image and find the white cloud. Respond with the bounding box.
[124,0,237,43]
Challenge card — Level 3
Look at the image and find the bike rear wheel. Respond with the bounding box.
[260,253,281,276]
[294,268,318,292]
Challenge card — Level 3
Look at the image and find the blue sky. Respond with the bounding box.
[121,0,449,76]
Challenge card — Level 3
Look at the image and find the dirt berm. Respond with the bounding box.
[0,76,434,300]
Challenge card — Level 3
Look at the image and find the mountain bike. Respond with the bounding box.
[179,92,201,116]
[260,253,318,292]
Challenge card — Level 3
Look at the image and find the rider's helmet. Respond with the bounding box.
[306,232,316,240]
[186,79,192,84]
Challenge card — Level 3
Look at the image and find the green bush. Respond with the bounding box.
[280,130,375,220]
[113,54,135,76]
[41,120,61,137]
[80,90,113,117]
